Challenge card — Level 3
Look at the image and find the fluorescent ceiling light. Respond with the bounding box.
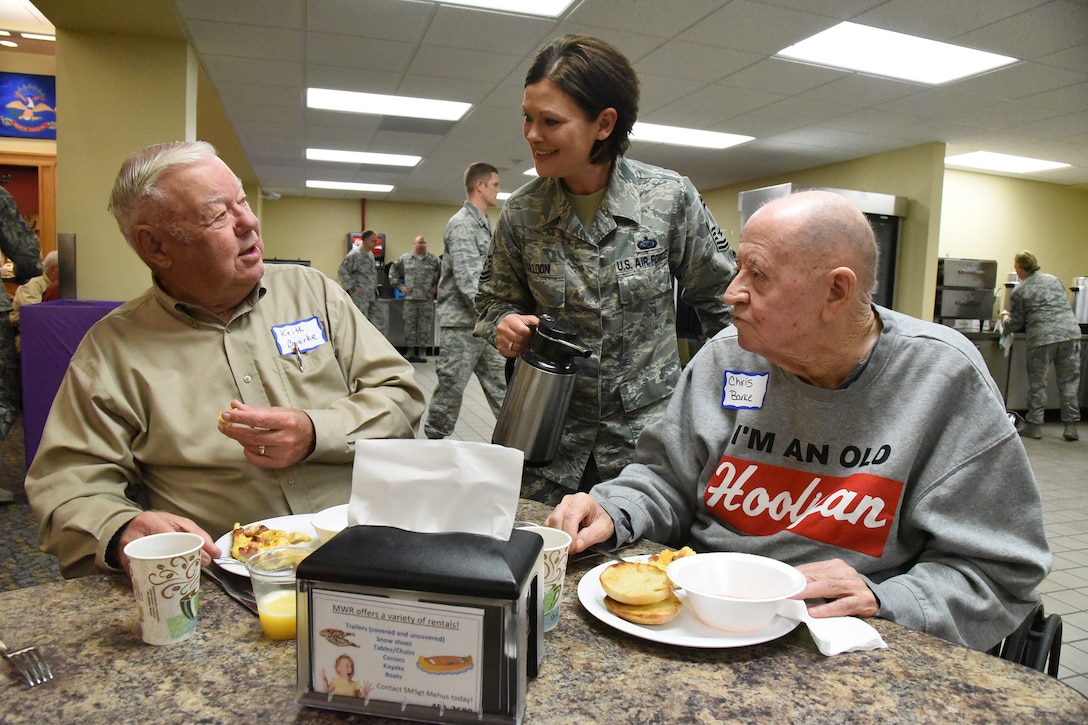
[631,122,754,150]
[20,32,54,41]
[307,88,470,122]
[497,192,511,201]
[775,22,1018,85]
[0,31,10,36]
[0,40,15,48]
[523,168,538,177]
[945,151,1069,174]
[307,148,420,167]
[424,0,576,17]
[307,180,395,193]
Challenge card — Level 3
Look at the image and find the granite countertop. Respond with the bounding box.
[3,503,1087,724]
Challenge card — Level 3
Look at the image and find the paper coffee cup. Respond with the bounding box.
[517,525,572,632]
[124,532,203,645]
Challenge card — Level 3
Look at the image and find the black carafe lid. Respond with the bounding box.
[529,315,591,365]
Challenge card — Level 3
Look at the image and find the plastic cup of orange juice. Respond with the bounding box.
[245,546,313,640]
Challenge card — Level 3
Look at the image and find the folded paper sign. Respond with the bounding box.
[348,440,524,539]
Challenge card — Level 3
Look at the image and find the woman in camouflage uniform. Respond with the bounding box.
[0,187,42,503]
[1002,250,1082,441]
[475,35,736,504]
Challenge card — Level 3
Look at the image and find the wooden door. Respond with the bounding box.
[0,151,56,296]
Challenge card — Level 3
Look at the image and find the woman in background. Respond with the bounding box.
[1002,250,1081,441]
[475,35,736,504]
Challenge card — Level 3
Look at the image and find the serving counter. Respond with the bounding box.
[964,331,1088,411]
[3,501,1086,724]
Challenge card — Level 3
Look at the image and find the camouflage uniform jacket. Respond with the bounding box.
[338,247,378,300]
[1005,271,1080,348]
[0,187,42,312]
[390,251,440,301]
[437,201,492,328]
[475,156,735,489]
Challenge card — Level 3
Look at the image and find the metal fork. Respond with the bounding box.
[0,635,54,687]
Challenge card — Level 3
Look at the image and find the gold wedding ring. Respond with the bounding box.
[257,445,266,456]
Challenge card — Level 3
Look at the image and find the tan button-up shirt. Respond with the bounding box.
[26,264,424,577]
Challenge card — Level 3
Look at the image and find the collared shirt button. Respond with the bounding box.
[243,375,252,384]
[287,478,295,486]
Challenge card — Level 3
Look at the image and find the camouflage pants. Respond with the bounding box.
[352,293,386,337]
[520,454,603,506]
[424,327,507,439]
[1025,339,1082,424]
[402,299,435,347]
[517,385,657,501]
[0,316,19,441]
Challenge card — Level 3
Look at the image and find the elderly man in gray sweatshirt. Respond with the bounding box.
[547,191,1050,652]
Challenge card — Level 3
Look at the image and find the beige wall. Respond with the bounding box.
[261,196,504,281]
[54,31,193,301]
[260,197,362,279]
[49,29,262,302]
[363,200,462,264]
[702,143,946,320]
[260,198,460,280]
[939,170,1088,308]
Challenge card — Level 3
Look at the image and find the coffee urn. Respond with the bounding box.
[1072,276,1088,332]
[492,315,591,467]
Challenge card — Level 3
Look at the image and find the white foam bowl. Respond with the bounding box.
[666,552,807,632]
[311,504,349,544]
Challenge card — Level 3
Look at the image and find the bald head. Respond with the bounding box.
[726,190,883,387]
[749,191,878,301]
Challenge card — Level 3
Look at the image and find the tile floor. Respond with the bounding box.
[408,356,1088,696]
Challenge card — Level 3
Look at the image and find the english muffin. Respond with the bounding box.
[599,561,671,606]
[604,591,682,625]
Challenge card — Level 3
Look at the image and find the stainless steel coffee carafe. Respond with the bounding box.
[1072,276,1088,327]
[492,315,592,467]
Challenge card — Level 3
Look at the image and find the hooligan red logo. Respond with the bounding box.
[703,455,903,557]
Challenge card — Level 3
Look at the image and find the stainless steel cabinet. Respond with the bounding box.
[970,333,1088,411]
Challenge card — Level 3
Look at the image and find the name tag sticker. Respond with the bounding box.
[271,316,327,355]
[722,370,769,410]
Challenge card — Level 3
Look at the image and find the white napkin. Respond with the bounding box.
[348,439,523,540]
[779,599,888,656]
[995,317,1014,358]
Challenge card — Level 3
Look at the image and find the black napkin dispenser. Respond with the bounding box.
[295,525,543,725]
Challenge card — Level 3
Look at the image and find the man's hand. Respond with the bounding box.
[544,493,615,554]
[217,400,316,468]
[793,558,879,618]
[495,313,539,358]
[117,511,218,576]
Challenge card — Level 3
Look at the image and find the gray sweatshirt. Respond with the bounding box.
[593,306,1051,650]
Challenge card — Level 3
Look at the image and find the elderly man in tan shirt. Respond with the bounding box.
[26,141,424,577]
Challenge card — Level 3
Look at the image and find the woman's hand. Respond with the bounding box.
[496,313,539,358]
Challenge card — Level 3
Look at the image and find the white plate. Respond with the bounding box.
[213,514,318,577]
[577,556,799,648]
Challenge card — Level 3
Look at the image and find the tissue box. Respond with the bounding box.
[296,526,543,725]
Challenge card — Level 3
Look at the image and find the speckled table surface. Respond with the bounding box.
[2,502,1086,724]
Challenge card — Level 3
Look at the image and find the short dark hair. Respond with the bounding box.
[361,230,376,240]
[525,34,639,165]
[464,162,498,194]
